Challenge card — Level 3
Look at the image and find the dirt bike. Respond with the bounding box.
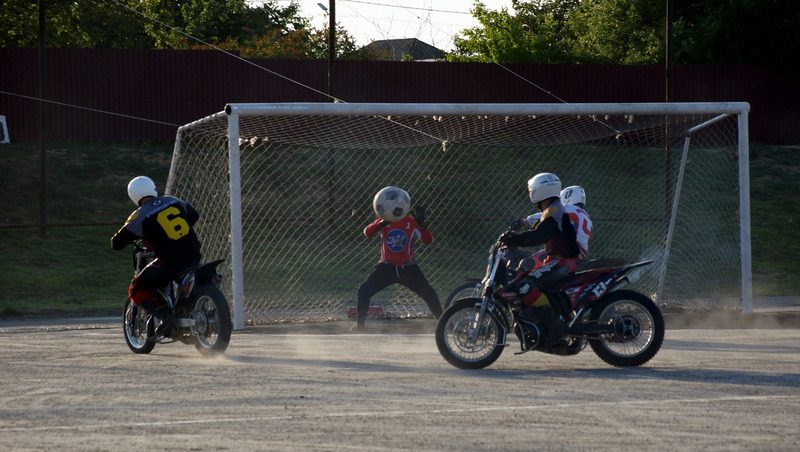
[435,238,664,369]
[123,242,232,355]
[443,255,625,310]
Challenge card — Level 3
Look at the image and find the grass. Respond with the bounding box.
[0,141,173,317]
[0,141,798,318]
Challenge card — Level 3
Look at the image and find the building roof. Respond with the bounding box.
[362,38,445,61]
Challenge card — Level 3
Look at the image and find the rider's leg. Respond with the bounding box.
[508,257,577,347]
[132,259,178,337]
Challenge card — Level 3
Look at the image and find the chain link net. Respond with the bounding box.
[169,107,742,324]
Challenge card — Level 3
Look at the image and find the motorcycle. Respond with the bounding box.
[123,242,232,355]
[435,237,664,369]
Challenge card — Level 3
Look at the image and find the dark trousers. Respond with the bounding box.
[356,263,442,325]
[129,257,197,308]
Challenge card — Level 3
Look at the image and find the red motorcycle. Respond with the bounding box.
[123,242,232,355]
[436,239,664,369]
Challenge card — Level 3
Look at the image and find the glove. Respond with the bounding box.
[413,206,427,228]
[497,231,514,247]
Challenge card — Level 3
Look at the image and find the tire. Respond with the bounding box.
[443,279,483,310]
[435,298,505,369]
[190,285,232,355]
[123,298,156,354]
[588,290,665,367]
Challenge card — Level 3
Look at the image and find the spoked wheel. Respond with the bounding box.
[191,285,232,355]
[443,279,483,310]
[588,290,664,367]
[435,298,505,369]
[123,298,156,354]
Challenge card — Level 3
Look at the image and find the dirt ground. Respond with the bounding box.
[0,315,798,451]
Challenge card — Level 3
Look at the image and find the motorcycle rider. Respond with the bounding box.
[521,185,591,258]
[112,176,202,338]
[498,172,581,349]
[559,185,593,260]
[355,190,442,331]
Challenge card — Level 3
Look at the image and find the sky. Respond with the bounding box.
[276,0,515,52]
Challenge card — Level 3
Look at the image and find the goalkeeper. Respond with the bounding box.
[354,197,442,331]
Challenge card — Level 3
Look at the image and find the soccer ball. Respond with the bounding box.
[373,186,411,222]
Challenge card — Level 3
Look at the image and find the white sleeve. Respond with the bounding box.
[524,212,542,228]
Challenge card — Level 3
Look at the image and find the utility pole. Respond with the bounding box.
[328,0,336,100]
[663,0,673,228]
[38,0,47,238]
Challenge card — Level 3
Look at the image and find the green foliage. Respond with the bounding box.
[0,0,154,48]
[0,0,365,60]
[569,0,663,64]
[450,1,580,63]
[451,0,800,64]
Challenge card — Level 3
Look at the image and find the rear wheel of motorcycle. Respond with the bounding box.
[588,290,664,367]
[436,298,505,369]
[190,285,232,355]
[123,298,156,354]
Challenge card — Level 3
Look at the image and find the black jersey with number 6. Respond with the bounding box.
[111,195,202,265]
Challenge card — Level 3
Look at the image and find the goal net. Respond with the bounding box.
[168,102,751,328]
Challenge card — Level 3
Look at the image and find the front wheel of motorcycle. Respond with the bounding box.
[436,298,505,369]
[123,298,156,354]
[190,285,232,355]
[443,279,483,310]
[588,290,665,367]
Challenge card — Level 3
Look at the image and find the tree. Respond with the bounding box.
[0,0,364,60]
[307,25,376,60]
[451,0,800,65]
[671,0,800,64]
[449,0,581,63]
[568,0,663,64]
[0,0,153,48]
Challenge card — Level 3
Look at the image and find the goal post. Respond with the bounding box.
[167,102,751,329]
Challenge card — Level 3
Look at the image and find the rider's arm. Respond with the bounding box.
[502,216,559,247]
[111,226,137,251]
[186,203,200,226]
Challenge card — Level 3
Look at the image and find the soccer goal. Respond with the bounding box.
[167,102,751,329]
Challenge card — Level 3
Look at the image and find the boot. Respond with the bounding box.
[542,306,568,348]
[153,306,175,338]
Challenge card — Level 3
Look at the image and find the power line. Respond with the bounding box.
[0,90,180,127]
[340,0,472,15]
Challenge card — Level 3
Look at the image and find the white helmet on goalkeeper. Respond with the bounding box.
[527,172,562,205]
[560,185,586,208]
[127,176,158,206]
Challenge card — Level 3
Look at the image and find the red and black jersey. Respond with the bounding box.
[503,200,580,259]
[364,216,432,266]
[111,196,202,265]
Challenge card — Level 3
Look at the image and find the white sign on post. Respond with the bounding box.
[0,115,9,144]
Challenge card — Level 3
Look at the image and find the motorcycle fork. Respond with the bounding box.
[468,297,491,341]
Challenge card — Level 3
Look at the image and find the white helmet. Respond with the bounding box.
[560,185,586,207]
[127,176,158,206]
[527,172,561,205]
